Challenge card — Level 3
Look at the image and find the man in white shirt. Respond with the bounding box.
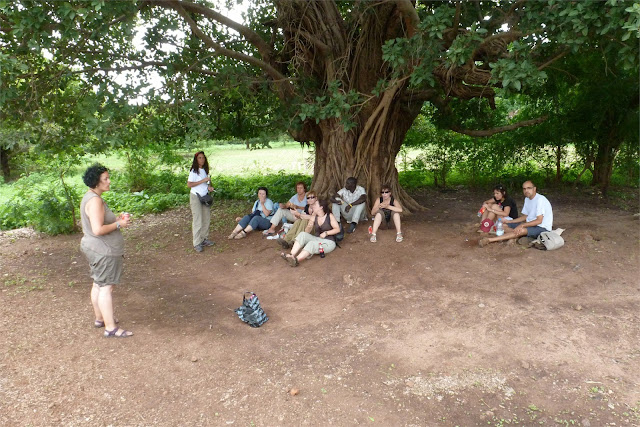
[479,180,553,247]
[263,182,308,236]
[330,177,367,233]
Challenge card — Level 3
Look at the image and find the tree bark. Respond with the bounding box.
[0,147,10,182]
[555,143,562,183]
[308,98,423,213]
[591,135,620,195]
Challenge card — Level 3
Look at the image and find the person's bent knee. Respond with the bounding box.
[516,228,528,237]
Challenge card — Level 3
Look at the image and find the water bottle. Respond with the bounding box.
[496,219,504,236]
[477,207,485,217]
[368,226,373,235]
[319,243,325,258]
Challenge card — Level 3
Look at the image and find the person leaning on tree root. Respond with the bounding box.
[369,184,403,243]
[330,177,367,234]
[479,180,553,248]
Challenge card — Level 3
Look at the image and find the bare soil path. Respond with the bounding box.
[1,188,638,426]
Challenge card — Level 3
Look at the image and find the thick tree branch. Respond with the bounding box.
[164,1,288,84]
[401,89,439,103]
[75,64,165,74]
[150,0,274,59]
[537,48,570,71]
[394,0,419,37]
[450,116,548,137]
[69,61,215,76]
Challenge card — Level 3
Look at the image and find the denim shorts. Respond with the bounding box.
[507,223,546,238]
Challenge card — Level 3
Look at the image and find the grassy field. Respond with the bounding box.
[203,140,315,176]
[0,140,419,197]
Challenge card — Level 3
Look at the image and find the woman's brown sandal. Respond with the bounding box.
[234,230,247,239]
[287,255,299,267]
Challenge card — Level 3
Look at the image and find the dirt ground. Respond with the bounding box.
[1,188,639,426]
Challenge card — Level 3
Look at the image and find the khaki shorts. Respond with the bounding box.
[82,247,124,286]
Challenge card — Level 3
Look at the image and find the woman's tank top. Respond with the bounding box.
[80,191,125,256]
[314,213,336,242]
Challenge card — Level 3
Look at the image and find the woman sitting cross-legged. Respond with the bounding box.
[370,184,404,243]
[228,187,274,239]
[281,198,340,267]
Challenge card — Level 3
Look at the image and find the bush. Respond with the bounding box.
[212,172,312,203]
[0,172,80,234]
[102,192,188,215]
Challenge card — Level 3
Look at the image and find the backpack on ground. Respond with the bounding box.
[235,291,269,327]
[536,231,564,251]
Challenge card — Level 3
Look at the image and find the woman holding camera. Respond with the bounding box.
[228,187,275,239]
[188,151,215,252]
[80,164,133,338]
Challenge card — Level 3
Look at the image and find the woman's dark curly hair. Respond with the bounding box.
[82,163,108,188]
[190,151,209,175]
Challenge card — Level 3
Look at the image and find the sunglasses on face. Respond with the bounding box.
[381,190,391,194]
[306,196,316,200]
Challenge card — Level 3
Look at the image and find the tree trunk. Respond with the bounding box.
[0,147,9,182]
[591,132,621,195]
[304,85,424,213]
[555,143,562,183]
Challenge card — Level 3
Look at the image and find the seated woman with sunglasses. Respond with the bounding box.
[281,198,340,267]
[369,184,404,243]
[276,191,317,249]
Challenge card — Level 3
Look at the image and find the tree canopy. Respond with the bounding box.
[1,0,638,207]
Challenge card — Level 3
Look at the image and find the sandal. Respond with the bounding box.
[262,230,276,236]
[104,327,133,338]
[370,234,377,243]
[227,231,238,240]
[396,232,403,243]
[277,238,290,249]
[287,255,299,267]
[234,230,247,240]
[94,318,118,328]
[280,252,298,267]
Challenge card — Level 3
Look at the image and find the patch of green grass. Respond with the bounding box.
[3,274,45,294]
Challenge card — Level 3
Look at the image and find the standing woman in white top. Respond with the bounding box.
[187,151,215,252]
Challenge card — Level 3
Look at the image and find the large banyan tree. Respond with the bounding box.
[1,1,637,207]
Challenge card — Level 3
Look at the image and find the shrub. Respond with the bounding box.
[0,172,80,233]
